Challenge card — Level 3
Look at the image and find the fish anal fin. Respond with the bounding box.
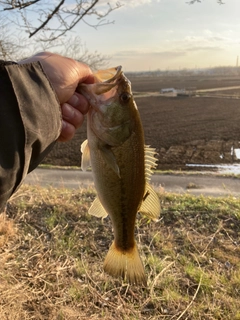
[100,146,120,178]
[139,183,160,221]
[103,241,147,286]
[89,197,108,219]
[81,140,91,171]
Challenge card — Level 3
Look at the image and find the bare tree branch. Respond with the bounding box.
[0,15,110,69]
[0,1,122,42]
[29,0,65,38]
[1,0,40,10]
[0,17,28,59]
[38,0,100,41]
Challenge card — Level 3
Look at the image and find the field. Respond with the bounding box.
[0,185,239,319]
[44,74,240,170]
[127,74,240,92]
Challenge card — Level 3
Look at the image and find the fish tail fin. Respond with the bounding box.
[103,241,147,286]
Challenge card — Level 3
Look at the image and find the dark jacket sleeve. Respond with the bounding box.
[0,61,62,212]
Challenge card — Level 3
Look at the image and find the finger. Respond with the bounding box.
[67,92,89,115]
[83,73,95,84]
[58,121,75,142]
[75,62,95,84]
[61,103,85,129]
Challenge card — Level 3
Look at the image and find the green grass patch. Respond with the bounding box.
[0,184,239,319]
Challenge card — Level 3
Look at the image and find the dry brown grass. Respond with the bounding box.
[0,184,239,319]
[0,213,16,247]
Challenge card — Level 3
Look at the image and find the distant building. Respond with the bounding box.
[160,88,176,94]
[176,89,186,95]
[160,87,196,97]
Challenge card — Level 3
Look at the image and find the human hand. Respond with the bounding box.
[19,52,94,142]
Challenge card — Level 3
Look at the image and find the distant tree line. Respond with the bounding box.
[126,66,240,78]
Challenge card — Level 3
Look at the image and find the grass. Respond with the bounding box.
[0,184,239,319]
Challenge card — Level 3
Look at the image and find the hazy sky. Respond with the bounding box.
[74,0,240,71]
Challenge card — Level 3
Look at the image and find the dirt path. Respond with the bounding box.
[196,85,240,93]
[24,168,240,197]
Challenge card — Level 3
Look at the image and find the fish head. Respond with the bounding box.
[78,66,139,146]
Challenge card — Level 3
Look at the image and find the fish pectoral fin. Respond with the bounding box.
[89,197,108,219]
[100,146,120,178]
[81,139,91,171]
[103,240,147,286]
[139,183,160,221]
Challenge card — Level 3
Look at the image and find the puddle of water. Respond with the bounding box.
[234,148,240,159]
[186,163,240,174]
[186,146,240,174]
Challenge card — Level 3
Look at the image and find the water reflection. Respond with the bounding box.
[186,164,240,174]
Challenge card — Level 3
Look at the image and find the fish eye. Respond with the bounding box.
[120,92,131,103]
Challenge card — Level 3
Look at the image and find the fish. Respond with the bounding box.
[77,66,160,285]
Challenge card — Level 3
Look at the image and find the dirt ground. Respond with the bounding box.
[44,75,240,170]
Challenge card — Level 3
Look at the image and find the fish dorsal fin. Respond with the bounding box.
[139,182,160,221]
[81,139,91,171]
[89,197,108,219]
[145,145,158,182]
[100,145,121,178]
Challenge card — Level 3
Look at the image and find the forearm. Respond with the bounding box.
[0,61,62,211]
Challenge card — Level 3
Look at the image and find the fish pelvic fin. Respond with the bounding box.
[103,241,147,286]
[139,183,161,221]
[89,197,108,219]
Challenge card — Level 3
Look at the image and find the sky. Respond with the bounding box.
[71,0,240,72]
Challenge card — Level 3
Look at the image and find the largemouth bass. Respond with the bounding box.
[78,66,160,285]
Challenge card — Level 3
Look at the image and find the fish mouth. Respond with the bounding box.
[77,66,129,112]
[90,66,126,112]
[94,66,123,84]
[94,65,132,101]
[104,66,123,83]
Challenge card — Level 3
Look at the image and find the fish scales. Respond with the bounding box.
[89,129,144,246]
